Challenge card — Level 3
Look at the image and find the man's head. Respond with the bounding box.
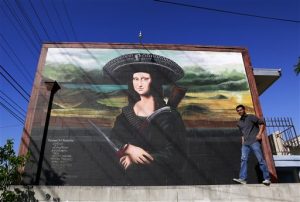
[236,104,246,116]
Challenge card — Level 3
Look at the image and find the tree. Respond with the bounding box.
[295,57,300,75]
[0,139,36,202]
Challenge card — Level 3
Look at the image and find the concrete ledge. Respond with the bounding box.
[9,183,300,202]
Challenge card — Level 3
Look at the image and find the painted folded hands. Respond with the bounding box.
[119,144,154,169]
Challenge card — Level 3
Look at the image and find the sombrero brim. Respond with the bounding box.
[103,53,184,84]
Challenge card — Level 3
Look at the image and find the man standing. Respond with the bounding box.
[233,104,271,185]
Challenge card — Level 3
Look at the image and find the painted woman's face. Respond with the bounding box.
[132,72,152,96]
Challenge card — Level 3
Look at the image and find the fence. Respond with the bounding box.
[265,117,300,155]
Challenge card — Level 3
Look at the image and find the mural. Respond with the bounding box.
[44,48,254,126]
[23,45,259,186]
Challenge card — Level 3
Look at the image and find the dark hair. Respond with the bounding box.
[236,104,245,110]
[127,72,166,110]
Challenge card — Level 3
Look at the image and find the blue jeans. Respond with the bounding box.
[239,141,270,181]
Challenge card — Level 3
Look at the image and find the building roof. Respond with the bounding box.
[253,68,281,95]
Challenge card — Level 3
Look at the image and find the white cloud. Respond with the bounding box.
[46,48,113,69]
[45,48,246,74]
[169,51,245,74]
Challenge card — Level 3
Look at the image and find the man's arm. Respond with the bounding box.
[237,124,244,144]
[250,115,265,141]
[256,123,265,140]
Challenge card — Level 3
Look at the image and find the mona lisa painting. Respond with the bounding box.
[20,43,268,185]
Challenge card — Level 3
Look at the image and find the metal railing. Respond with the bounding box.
[265,117,300,155]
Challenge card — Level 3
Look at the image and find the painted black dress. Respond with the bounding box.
[110,105,187,185]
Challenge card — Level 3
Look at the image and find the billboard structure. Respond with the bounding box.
[20,43,275,185]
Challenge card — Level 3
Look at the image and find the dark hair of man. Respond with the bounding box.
[236,104,245,110]
[127,72,166,110]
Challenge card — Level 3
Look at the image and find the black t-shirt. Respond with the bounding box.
[237,114,264,145]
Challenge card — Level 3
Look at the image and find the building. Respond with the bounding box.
[19,43,284,186]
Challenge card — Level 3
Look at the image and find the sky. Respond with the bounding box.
[0,0,299,152]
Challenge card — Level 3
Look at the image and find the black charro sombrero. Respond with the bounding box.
[102,53,184,84]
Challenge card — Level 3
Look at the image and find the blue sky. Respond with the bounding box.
[0,0,299,152]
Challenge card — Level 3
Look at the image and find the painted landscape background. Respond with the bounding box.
[42,48,254,128]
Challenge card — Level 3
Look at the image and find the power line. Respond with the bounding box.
[49,0,71,41]
[0,101,25,124]
[0,94,26,118]
[0,65,30,102]
[0,2,39,54]
[28,0,52,41]
[0,33,33,86]
[3,1,75,117]
[62,0,78,41]
[4,1,69,112]
[39,0,62,41]
[0,89,26,114]
[4,0,55,97]
[0,42,32,87]
[154,0,300,23]
[14,0,43,43]
[2,0,41,51]
[0,65,30,97]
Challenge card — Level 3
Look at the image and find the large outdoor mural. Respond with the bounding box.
[22,45,260,186]
[45,48,253,125]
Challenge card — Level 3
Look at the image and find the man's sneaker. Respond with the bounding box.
[262,179,271,186]
[233,178,247,184]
